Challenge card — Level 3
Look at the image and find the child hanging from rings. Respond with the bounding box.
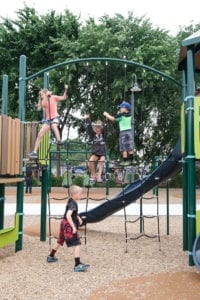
[85,115,108,182]
[104,101,134,166]
[29,84,68,159]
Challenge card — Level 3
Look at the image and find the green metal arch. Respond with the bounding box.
[26,57,182,87]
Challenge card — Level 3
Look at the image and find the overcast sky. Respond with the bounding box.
[1,0,199,36]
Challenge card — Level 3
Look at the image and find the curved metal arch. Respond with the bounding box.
[26,57,182,87]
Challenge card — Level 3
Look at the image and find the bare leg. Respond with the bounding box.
[97,156,105,180]
[74,244,81,258]
[51,242,61,252]
[88,155,98,177]
[51,123,61,141]
[122,151,128,159]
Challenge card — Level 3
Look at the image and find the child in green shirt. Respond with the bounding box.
[104,101,134,166]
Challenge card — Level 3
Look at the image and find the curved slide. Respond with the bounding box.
[80,140,182,224]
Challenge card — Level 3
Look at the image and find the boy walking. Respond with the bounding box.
[47,185,89,272]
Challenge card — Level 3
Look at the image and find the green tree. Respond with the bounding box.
[0,6,80,118]
[0,7,196,164]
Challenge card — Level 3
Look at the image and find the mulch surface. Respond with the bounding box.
[89,271,200,299]
[2,187,200,299]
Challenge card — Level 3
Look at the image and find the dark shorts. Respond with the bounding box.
[119,130,133,152]
[42,116,61,125]
[57,219,81,248]
[65,232,81,248]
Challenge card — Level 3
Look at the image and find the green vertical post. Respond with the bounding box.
[18,55,27,121]
[182,70,188,251]
[166,180,170,235]
[131,88,135,183]
[153,157,158,196]
[40,166,48,241]
[105,152,110,196]
[48,152,52,193]
[0,184,5,229]
[44,72,50,89]
[17,55,27,251]
[16,181,24,251]
[182,159,188,250]
[1,75,8,115]
[43,72,50,120]
[186,46,196,266]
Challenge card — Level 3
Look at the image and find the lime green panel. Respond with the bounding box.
[0,213,19,248]
[38,129,50,165]
[196,211,200,235]
[194,97,200,159]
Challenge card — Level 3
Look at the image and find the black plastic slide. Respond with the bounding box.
[80,140,182,224]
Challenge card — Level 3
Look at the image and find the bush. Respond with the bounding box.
[50,174,64,187]
[167,166,200,188]
[32,176,41,187]
[167,173,182,188]
[73,176,84,187]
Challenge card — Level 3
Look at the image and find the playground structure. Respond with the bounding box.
[1,30,200,269]
[0,113,24,252]
[178,30,200,268]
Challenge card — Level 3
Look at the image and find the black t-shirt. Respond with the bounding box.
[65,198,79,226]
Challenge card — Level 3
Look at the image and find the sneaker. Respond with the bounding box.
[90,176,97,182]
[47,255,58,263]
[29,151,38,159]
[57,140,64,146]
[97,177,102,183]
[130,160,137,166]
[74,263,90,272]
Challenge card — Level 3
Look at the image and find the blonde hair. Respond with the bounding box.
[94,119,103,130]
[69,185,83,197]
[37,88,49,110]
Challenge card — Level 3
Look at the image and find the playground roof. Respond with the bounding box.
[178,30,200,72]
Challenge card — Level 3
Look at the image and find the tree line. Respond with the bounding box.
[0,5,200,161]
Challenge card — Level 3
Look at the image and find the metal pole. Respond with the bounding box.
[186,46,196,266]
[1,75,8,115]
[18,55,27,121]
[182,70,188,251]
[182,159,188,250]
[131,90,135,149]
[131,90,135,182]
[0,184,5,229]
[16,181,24,251]
[17,55,27,250]
[40,166,48,241]
[166,181,169,235]
[105,152,110,196]
[44,72,50,89]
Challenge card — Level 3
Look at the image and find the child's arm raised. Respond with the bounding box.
[103,111,115,122]
[56,84,68,101]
